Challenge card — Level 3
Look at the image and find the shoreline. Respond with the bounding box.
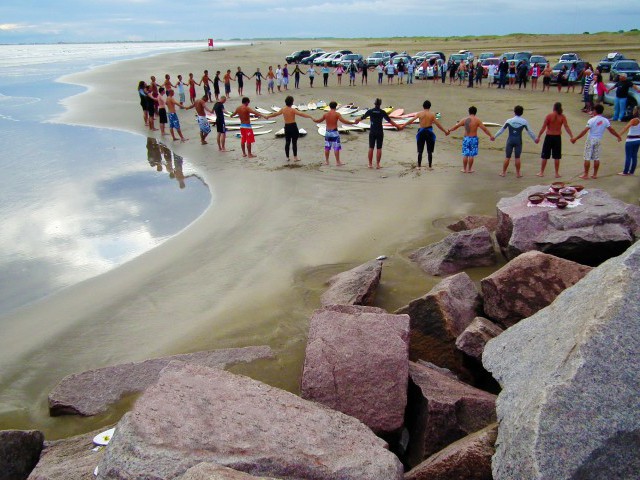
[2,37,638,438]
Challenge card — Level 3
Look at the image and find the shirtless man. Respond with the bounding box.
[355,98,404,169]
[163,74,173,92]
[165,89,188,142]
[313,101,357,166]
[267,95,316,162]
[157,87,168,136]
[184,94,214,144]
[535,102,573,177]
[404,100,449,169]
[223,69,233,98]
[213,96,228,151]
[266,66,275,94]
[448,106,495,173]
[231,97,267,158]
[201,70,213,102]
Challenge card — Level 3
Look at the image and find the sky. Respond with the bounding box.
[0,0,638,43]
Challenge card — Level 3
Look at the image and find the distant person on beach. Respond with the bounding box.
[235,67,250,96]
[307,65,316,87]
[541,63,552,92]
[530,63,541,90]
[138,80,149,126]
[313,101,357,166]
[292,64,304,89]
[348,60,358,86]
[266,95,316,162]
[397,59,405,84]
[149,76,159,98]
[145,85,158,131]
[174,74,186,104]
[165,89,188,142]
[487,63,497,87]
[201,70,213,102]
[213,71,221,101]
[157,87,168,136]
[163,74,173,92]
[252,67,263,95]
[497,57,508,89]
[608,73,640,121]
[187,73,199,104]
[282,64,289,90]
[535,102,573,178]
[494,105,538,178]
[335,64,344,85]
[184,94,213,145]
[267,66,275,93]
[322,63,330,87]
[376,62,384,84]
[276,65,283,92]
[386,62,395,84]
[448,106,495,173]
[355,98,404,169]
[361,64,368,85]
[616,106,640,175]
[223,69,232,97]
[404,100,449,170]
[231,97,267,158]
[571,104,622,179]
[517,61,529,89]
[213,96,229,152]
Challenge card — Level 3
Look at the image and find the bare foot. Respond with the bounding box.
[248,154,257,158]
[468,169,475,173]
[294,157,300,162]
[555,174,561,178]
[151,128,158,131]
[516,174,523,178]
[428,167,433,170]
[286,158,290,162]
[460,169,466,173]
[324,161,330,165]
[499,173,506,177]
[201,141,208,145]
[182,138,189,142]
[578,174,588,179]
[243,153,247,157]
[376,165,382,169]
[590,175,597,179]
[536,172,544,177]
[172,137,178,141]
[336,162,345,166]
[368,164,373,169]
[617,172,629,176]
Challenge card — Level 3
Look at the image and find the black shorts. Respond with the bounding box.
[158,108,167,124]
[543,77,550,86]
[541,135,562,160]
[146,101,155,116]
[369,131,384,149]
[216,121,226,133]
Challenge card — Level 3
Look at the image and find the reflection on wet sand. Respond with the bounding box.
[147,137,193,190]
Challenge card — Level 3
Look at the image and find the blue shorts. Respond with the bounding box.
[197,116,211,135]
[462,136,479,157]
[168,112,180,130]
[324,129,341,151]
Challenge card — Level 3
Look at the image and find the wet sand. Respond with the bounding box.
[1,36,638,438]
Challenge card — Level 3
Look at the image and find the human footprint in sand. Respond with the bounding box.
[165,89,188,142]
[571,104,621,179]
[448,106,495,173]
[314,101,357,166]
[184,94,213,144]
[266,95,316,162]
[231,97,268,158]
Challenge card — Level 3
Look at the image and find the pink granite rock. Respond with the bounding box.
[404,362,497,468]
[301,305,410,435]
[395,273,481,377]
[409,227,497,276]
[447,215,498,233]
[404,424,497,480]
[98,362,403,480]
[481,251,592,327]
[320,259,383,306]
[48,346,274,416]
[496,186,640,265]
[0,430,44,480]
[455,317,504,361]
[178,463,280,479]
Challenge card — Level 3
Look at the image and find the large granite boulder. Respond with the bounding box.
[178,463,279,479]
[447,215,498,233]
[395,273,481,376]
[409,227,497,276]
[301,305,410,435]
[404,423,497,480]
[404,362,497,468]
[27,426,109,480]
[496,186,640,265]
[98,362,403,479]
[480,251,592,328]
[320,259,382,306]
[0,430,44,480]
[455,317,504,361]
[483,242,640,479]
[48,346,274,416]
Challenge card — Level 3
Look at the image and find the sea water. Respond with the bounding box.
[0,42,226,316]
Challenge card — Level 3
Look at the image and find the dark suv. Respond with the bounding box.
[285,50,311,64]
[598,52,627,73]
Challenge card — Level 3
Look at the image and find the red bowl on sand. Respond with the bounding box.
[556,199,569,209]
[528,193,545,204]
[550,182,565,192]
[546,193,561,204]
[570,184,584,192]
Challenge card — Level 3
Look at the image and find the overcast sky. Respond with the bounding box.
[1,0,637,43]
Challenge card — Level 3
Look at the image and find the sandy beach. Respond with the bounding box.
[1,34,638,438]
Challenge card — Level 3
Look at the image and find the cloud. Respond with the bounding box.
[0,23,32,31]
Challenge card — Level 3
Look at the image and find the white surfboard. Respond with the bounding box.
[275,127,308,137]
[350,109,368,117]
[235,129,272,137]
[255,107,272,115]
[297,105,308,111]
[354,122,371,129]
[307,102,317,110]
[484,122,502,127]
[271,106,281,112]
[316,100,326,108]
[341,125,365,132]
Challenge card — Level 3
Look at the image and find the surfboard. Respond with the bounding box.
[316,100,327,108]
[297,105,308,111]
[307,102,317,110]
[271,106,281,112]
[389,109,405,118]
[317,126,326,136]
[235,129,272,137]
[225,119,275,125]
[226,125,266,131]
[341,125,365,132]
[401,112,419,118]
[93,428,115,446]
[275,127,308,137]
[484,122,502,127]
[383,106,394,114]
[354,122,371,129]
[350,109,368,117]
[255,107,272,115]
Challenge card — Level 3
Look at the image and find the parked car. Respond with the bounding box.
[415,55,441,79]
[313,52,332,66]
[514,51,532,63]
[478,52,495,61]
[603,79,640,121]
[426,51,446,62]
[550,61,586,84]
[559,53,581,62]
[285,50,310,64]
[457,49,474,60]
[481,57,501,79]
[449,52,472,65]
[388,54,412,68]
[598,52,627,73]
[609,60,640,81]
[501,52,517,61]
[413,51,430,63]
[367,51,390,66]
[329,53,345,66]
[300,52,325,64]
[383,50,398,59]
[529,55,548,67]
[340,53,365,69]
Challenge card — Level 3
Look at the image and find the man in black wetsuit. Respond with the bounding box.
[235,67,250,97]
[498,57,509,89]
[213,96,229,152]
[355,98,403,169]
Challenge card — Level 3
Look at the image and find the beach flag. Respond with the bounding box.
[208,39,214,50]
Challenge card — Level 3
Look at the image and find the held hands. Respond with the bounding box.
[490,136,495,142]
[570,137,576,144]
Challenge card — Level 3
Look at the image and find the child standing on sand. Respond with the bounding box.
[314,101,357,166]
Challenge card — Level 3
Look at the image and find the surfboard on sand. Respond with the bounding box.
[225,119,275,125]
[271,106,281,112]
[354,122,371,129]
[255,107,272,115]
[350,108,368,117]
[341,125,365,132]
[316,100,327,108]
[226,125,266,131]
[275,127,308,137]
[389,108,405,118]
[307,102,317,110]
[297,105,308,111]
[235,129,272,137]
[484,122,502,127]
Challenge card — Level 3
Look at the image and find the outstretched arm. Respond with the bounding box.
[618,118,639,136]
[536,119,549,141]
[479,122,495,141]
[607,126,622,142]
[338,113,356,125]
[295,110,314,120]
[448,120,463,133]
[563,118,573,138]
[571,127,589,143]
[313,114,327,124]
[433,118,449,135]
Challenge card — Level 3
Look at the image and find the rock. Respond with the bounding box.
[395,273,481,376]
[0,430,44,480]
[404,424,497,480]
[48,346,274,416]
[409,227,497,276]
[404,361,497,468]
[447,215,498,233]
[480,251,592,327]
[178,463,280,479]
[321,304,388,314]
[27,426,109,480]
[483,242,640,479]
[98,362,403,479]
[455,317,504,361]
[320,259,382,306]
[496,186,640,265]
[300,305,410,435]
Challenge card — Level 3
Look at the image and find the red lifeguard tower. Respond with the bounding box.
[207,39,214,51]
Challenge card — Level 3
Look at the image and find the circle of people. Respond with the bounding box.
[137,63,640,178]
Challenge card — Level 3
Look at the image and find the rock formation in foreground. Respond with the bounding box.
[301,305,409,435]
[483,242,640,479]
[320,259,382,306]
[447,215,498,233]
[0,430,44,480]
[455,317,504,362]
[48,346,274,416]
[98,362,403,479]
[496,186,640,265]
[177,463,280,479]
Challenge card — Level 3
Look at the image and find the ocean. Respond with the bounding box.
[0,42,228,316]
